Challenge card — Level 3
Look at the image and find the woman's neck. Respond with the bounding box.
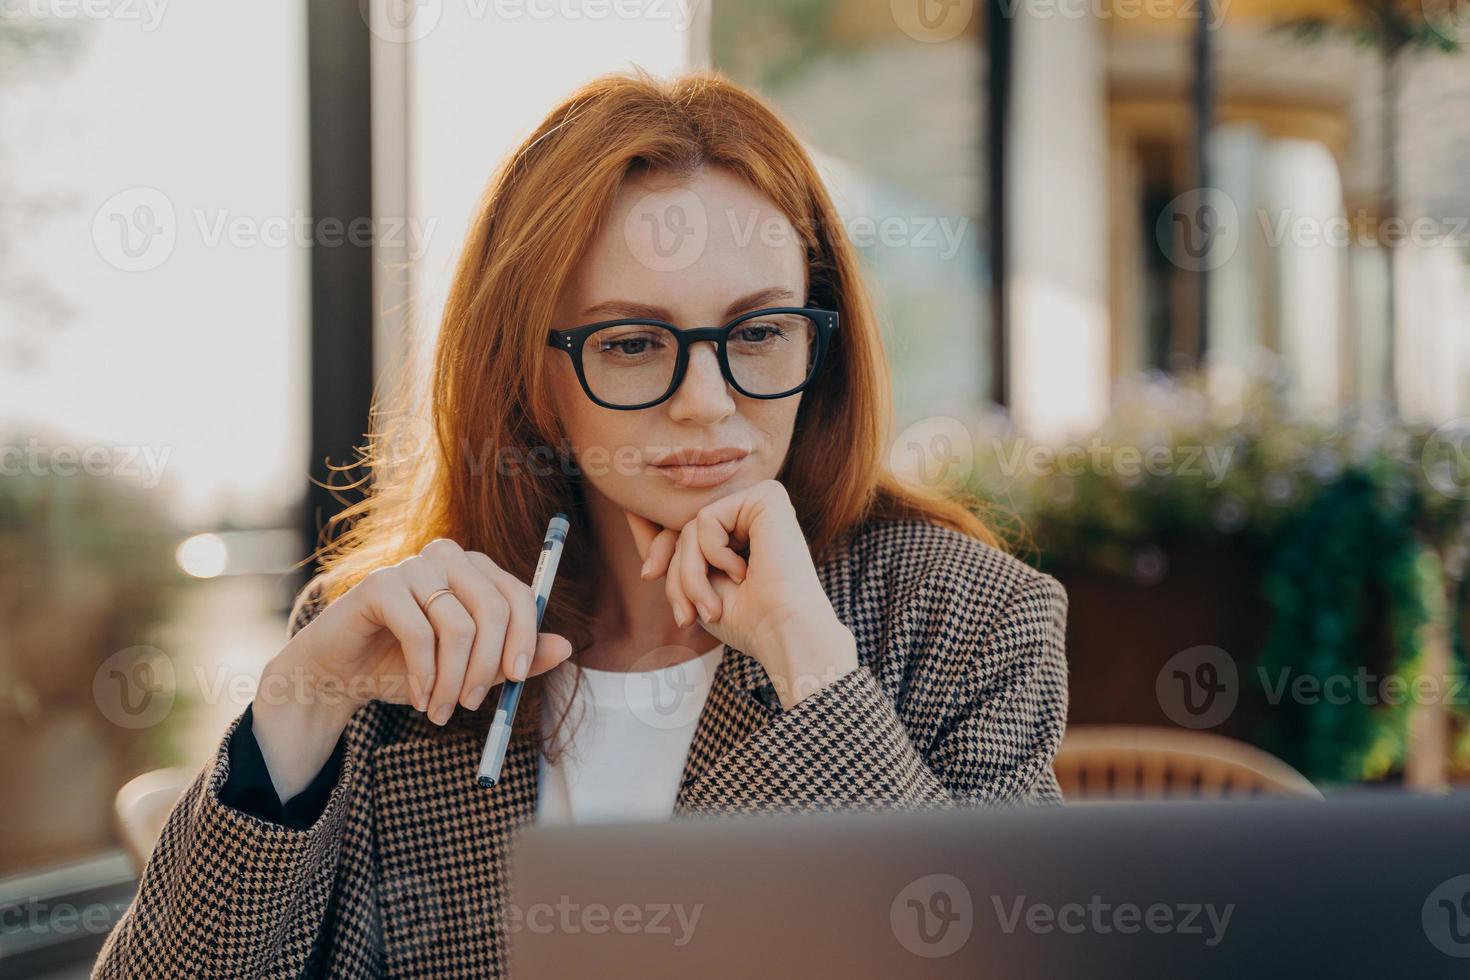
[577,488,717,672]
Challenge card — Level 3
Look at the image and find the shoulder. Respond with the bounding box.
[822,517,1069,750]
[825,516,1067,640]
[819,515,1068,714]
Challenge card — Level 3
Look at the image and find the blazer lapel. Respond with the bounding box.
[372,720,538,977]
[673,644,778,809]
[671,545,858,809]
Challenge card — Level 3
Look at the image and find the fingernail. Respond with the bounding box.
[467,685,488,710]
[640,559,652,577]
[431,703,452,726]
[694,602,710,622]
[515,651,533,679]
[674,609,687,628]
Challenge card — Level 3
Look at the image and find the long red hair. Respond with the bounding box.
[308,68,996,737]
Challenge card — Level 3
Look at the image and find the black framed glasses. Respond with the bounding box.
[547,306,839,411]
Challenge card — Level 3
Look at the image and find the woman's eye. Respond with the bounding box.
[598,334,663,356]
[734,325,784,343]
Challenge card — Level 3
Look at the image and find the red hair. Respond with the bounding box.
[309,69,996,738]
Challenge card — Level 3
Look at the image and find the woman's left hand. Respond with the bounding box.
[626,480,857,709]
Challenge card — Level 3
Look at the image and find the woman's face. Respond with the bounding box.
[549,164,808,531]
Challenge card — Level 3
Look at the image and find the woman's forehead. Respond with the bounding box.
[567,167,807,322]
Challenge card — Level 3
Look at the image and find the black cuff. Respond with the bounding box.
[220,703,347,830]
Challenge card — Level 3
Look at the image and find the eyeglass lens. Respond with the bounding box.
[581,312,816,406]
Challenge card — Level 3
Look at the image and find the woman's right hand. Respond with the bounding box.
[251,538,573,800]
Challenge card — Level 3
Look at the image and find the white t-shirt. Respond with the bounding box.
[535,643,724,824]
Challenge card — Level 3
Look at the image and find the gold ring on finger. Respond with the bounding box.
[422,587,455,613]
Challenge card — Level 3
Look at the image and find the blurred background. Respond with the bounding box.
[2,0,1468,973]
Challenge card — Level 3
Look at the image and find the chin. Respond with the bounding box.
[635,474,766,529]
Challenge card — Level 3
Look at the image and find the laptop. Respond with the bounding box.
[510,793,1470,978]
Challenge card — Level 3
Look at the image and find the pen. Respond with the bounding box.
[477,512,570,786]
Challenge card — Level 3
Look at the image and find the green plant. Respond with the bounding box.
[968,367,1470,784]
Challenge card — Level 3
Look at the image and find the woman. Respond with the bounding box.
[96,69,1068,978]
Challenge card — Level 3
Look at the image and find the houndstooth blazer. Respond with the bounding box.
[94,517,1069,978]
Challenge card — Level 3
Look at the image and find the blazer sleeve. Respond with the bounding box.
[93,584,383,979]
[678,571,1070,813]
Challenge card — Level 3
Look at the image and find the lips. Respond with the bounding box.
[647,447,751,489]
[647,447,750,467]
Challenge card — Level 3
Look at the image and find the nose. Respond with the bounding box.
[666,341,735,425]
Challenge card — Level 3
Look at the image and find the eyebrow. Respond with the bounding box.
[578,286,801,324]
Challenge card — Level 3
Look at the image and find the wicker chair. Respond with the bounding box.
[1052,725,1322,801]
[114,767,193,871]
